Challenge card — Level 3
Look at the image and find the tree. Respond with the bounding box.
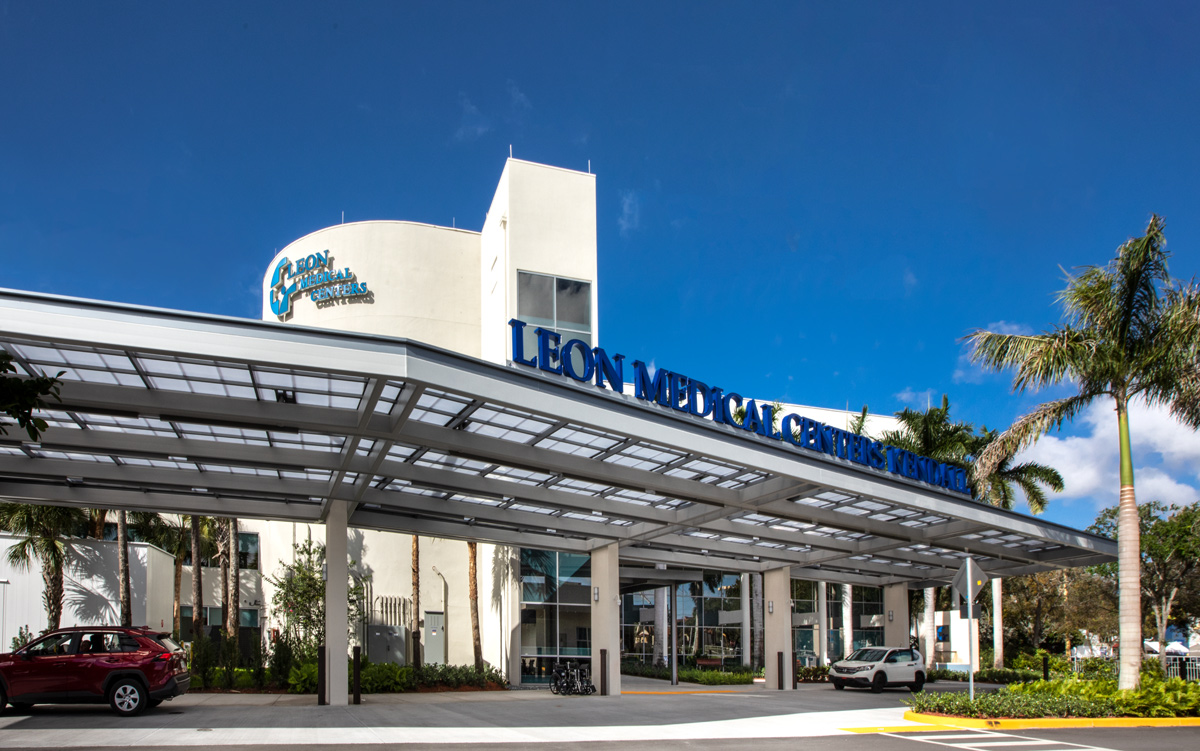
[467,541,483,671]
[191,516,204,639]
[0,350,63,441]
[226,517,240,640]
[0,503,87,630]
[133,514,202,637]
[1091,500,1200,669]
[411,535,421,666]
[117,510,131,627]
[879,394,975,467]
[266,539,366,660]
[1003,570,1070,652]
[968,215,1200,688]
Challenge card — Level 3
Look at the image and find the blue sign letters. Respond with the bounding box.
[508,318,972,496]
[269,250,370,317]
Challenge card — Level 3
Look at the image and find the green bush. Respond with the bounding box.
[797,665,829,682]
[1009,673,1200,718]
[1074,658,1116,680]
[975,668,1041,684]
[249,638,267,689]
[219,636,239,689]
[361,662,416,693]
[906,690,1118,719]
[1009,650,1069,676]
[269,635,295,689]
[677,668,755,685]
[927,667,967,682]
[289,661,319,693]
[190,632,216,689]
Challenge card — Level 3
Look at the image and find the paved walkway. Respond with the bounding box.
[0,678,954,748]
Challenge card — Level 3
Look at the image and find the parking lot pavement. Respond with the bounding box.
[0,680,952,747]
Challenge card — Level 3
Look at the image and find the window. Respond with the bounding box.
[25,632,75,657]
[239,608,260,628]
[238,532,260,570]
[852,586,884,650]
[519,549,591,683]
[791,579,818,659]
[516,271,593,371]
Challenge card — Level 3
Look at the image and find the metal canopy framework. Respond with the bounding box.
[0,290,1116,587]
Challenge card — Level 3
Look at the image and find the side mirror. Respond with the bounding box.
[18,651,31,661]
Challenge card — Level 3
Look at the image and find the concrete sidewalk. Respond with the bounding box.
[0,679,944,748]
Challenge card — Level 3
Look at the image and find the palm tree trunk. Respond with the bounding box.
[468,541,482,671]
[219,519,230,634]
[118,510,132,627]
[924,587,935,669]
[226,517,239,640]
[992,578,1004,669]
[173,550,183,637]
[750,573,763,668]
[190,515,203,639]
[91,509,107,539]
[1115,399,1142,690]
[411,535,421,666]
[42,559,64,631]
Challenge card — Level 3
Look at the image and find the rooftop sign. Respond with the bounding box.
[508,319,972,496]
[269,250,370,318]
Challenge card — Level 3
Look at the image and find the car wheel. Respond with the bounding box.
[871,672,886,693]
[109,678,146,716]
[910,673,925,693]
[0,686,6,712]
[831,680,845,691]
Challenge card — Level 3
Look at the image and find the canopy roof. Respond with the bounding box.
[0,290,1115,587]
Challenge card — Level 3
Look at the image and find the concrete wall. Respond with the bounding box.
[480,159,598,364]
[261,221,482,357]
[0,534,175,643]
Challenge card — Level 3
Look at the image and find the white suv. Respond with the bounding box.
[829,647,924,692]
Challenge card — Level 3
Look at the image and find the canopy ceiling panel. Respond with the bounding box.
[0,290,1116,586]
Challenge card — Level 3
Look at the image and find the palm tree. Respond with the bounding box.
[879,394,976,466]
[970,430,1065,668]
[191,516,204,639]
[967,215,1200,689]
[411,535,421,666]
[132,514,199,636]
[467,541,483,671]
[117,510,131,627]
[0,503,88,630]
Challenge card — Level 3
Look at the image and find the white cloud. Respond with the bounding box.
[894,387,937,408]
[984,321,1035,336]
[617,190,641,238]
[1016,397,1200,514]
[453,93,490,142]
[506,80,531,114]
[902,269,917,295]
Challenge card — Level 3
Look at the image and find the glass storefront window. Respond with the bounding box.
[519,549,591,682]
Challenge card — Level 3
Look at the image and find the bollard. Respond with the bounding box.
[1042,653,1049,681]
[777,651,784,690]
[600,648,608,696]
[353,645,361,705]
[317,645,327,706]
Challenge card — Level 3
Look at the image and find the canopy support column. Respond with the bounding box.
[590,542,621,695]
[883,583,908,647]
[817,581,828,665]
[763,566,793,690]
[325,500,349,706]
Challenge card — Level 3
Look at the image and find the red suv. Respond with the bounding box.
[0,626,190,716]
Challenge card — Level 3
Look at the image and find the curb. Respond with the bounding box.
[903,710,1200,729]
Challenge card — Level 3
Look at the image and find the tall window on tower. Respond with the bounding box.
[516,271,592,370]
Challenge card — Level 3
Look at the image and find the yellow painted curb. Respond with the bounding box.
[841,725,945,734]
[903,710,1200,729]
[623,690,741,695]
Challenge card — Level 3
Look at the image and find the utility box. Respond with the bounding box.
[367,625,408,665]
[423,611,446,666]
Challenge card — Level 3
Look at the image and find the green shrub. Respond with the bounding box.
[249,638,267,689]
[927,667,967,682]
[190,632,216,689]
[361,662,417,693]
[906,689,1118,718]
[975,668,1041,684]
[269,635,295,689]
[797,665,829,682]
[677,668,755,685]
[1009,650,1069,676]
[1074,658,1116,680]
[219,636,239,689]
[289,661,319,693]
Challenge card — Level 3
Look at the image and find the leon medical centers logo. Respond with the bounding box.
[269,250,370,318]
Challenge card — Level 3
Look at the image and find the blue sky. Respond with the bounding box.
[4,1,1200,528]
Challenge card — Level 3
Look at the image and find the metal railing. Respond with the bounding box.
[1071,655,1200,682]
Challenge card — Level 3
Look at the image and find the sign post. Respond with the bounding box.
[951,557,989,701]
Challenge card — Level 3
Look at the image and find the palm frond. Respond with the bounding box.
[966,327,1094,393]
[975,394,1095,486]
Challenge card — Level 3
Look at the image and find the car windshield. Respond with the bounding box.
[846,648,888,663]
